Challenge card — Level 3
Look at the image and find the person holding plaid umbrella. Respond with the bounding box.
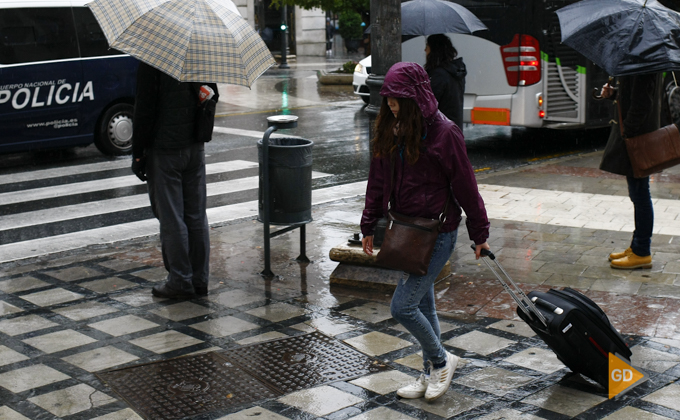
[131,63,219,299]
[86,0,275,298]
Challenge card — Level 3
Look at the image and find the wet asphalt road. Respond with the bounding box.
[0,61,611,250]
[0,102,610,183]
[0,62,610,179]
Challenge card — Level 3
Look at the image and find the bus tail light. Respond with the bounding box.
[501,34,541,86]
[539,110,545,118]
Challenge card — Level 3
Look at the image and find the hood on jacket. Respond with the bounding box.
[380,62,439,121]
[442,57,467,80]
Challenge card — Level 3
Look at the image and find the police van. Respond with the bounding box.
[0,0,137,155]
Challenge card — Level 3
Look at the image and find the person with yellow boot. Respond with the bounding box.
[599,73,662,269]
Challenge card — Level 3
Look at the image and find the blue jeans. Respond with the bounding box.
[627,176,653,257]
[390,230,457,371]
[147,143,210,293]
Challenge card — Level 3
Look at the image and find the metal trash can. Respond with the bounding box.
[257,137,314,225]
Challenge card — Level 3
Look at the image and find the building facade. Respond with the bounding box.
[234,0,326,57]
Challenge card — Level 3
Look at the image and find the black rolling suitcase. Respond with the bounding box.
[475,246,632,390]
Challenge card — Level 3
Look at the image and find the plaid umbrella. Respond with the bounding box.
[87,0,275,86]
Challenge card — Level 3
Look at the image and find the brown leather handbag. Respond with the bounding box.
[618,99,680,178]
[625,123,680,178]
[375,155,448,276]
[375,209,445,276]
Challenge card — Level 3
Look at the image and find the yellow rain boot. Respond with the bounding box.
[608,247,632,262]
[610,252,652,269]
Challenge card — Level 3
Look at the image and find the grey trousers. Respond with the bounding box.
[147,143,209,293]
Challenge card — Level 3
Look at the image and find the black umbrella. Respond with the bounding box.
[365,0,487,35]
[556,0,680,76]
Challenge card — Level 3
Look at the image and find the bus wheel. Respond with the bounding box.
[95,103,133,155]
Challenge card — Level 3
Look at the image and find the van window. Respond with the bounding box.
[0,8,79,65]
[73,7,123,58]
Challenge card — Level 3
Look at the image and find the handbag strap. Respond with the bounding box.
[387,152,450,227]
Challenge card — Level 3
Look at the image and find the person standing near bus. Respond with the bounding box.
[600,74,662,269]
[131,62,218,299]
[425,34,467,130]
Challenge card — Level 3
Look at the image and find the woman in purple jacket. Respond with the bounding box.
[361,62,490,402]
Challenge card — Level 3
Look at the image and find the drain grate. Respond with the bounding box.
[222,331,391,394]
[97,352,280,420]
[99,332,391,418]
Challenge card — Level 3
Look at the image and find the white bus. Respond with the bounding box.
[357,0,678,129]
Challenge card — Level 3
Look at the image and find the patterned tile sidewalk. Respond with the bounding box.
[2,151,680,419]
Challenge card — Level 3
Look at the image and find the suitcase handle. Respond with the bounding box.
[532,296,564,315]
[479,247,495,260]
[471,244,549,328]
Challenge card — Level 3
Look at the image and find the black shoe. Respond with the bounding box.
[194,286,208,297]
[152,283,196,299]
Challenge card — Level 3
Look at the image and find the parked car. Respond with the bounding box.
[352,56,371,104]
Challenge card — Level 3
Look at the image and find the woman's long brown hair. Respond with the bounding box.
[372,97,424,165]
[425,34,457,71]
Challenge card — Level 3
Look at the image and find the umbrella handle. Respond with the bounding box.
[592,87,605,101]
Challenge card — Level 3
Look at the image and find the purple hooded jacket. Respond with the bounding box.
[360,62,489,245]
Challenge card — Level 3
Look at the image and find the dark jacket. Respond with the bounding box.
[360,62,489,245]
[132,62,219,158]
[600,73,662,177]
[427,57,466,128]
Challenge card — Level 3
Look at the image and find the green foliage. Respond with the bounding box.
[268,0,369,41]
[269,0,369,16]
[341,61,359,73]
[338,10,363,40]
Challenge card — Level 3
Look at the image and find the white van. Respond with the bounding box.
[0,0,138,155]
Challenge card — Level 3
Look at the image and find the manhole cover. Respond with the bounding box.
[222,331,391,394]
[97,352,279,420]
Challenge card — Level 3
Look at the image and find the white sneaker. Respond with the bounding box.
[396,373,429,399]
[425,352,458,401]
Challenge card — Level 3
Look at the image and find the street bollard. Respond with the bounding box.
[258,115,313,277]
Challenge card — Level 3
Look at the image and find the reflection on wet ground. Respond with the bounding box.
[3,54,680,419]
[3,148,680,419]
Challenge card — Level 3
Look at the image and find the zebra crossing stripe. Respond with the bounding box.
[0,160,259,205]
[0,128,303,186]
[0,160,130,186]
[0,181,368,264]
[0,172,330,232]
[212,126,301,139]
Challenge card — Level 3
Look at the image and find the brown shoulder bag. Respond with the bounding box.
[375,155,448,276]
[619,92,680,178]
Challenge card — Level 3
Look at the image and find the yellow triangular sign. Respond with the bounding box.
[608,353,647,399]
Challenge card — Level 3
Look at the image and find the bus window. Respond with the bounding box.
[0,8,79,65]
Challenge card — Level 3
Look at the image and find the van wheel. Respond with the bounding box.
[94,103,133,155]
[361,95,370,104]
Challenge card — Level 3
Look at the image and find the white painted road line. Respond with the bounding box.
[212,126,301,139]
[0,160,259,205]
[0,180,368,263]
[0,171,330,232]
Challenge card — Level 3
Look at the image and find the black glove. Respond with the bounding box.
[131,157,147,182]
